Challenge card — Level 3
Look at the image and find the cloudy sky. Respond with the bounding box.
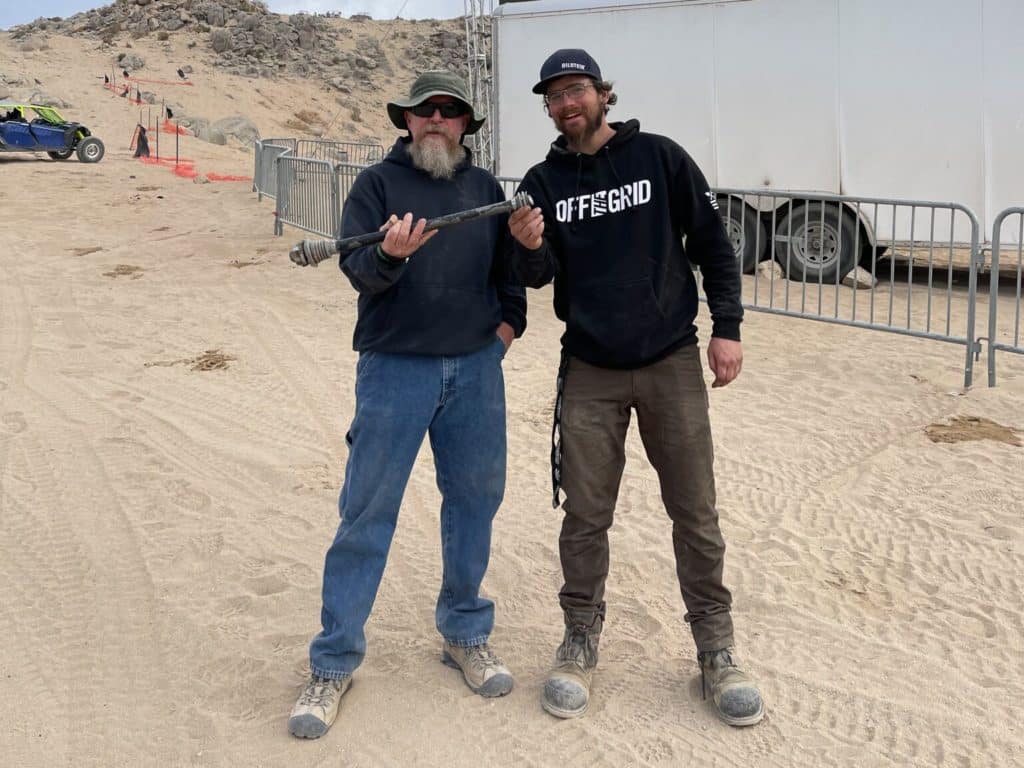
[0,1,472,30]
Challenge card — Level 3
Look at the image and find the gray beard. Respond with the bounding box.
[408,136,464,180]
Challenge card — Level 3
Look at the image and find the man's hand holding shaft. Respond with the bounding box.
[509,206,545,250]
[379,212,436,259]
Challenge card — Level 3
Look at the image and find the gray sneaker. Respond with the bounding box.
[698,648,764,726]
[288,675,352,739]
[441,642,514,697]
[542,618,602,719]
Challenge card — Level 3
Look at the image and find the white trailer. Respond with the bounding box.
[491,0,1024,278]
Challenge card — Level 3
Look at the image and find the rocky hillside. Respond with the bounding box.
[3,1,483,150]
[10,1,470,81]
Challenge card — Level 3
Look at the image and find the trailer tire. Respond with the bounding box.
[717,196,767,273]
[773,202,858,283]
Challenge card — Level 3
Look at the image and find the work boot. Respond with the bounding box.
[698,648,764,726]
[542,615,602,719]
[288,674,352,739]
[442,641,514,697]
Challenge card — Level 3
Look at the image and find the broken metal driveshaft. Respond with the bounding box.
[289,191,534,267]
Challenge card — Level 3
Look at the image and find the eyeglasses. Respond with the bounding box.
[544,82,595,106]
[408,101,469,119]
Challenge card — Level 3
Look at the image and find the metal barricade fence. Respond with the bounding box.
[296,139,384,167]
[253,139,297,201]
[496,176,522,201]
[986,208,1024,386]
[274,156,340,239]
[252,140,261,193]
[254,139,381,238]
[335,162,365,215]
[715,189,982,388]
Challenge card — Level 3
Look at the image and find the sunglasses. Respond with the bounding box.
[408,101,470,119]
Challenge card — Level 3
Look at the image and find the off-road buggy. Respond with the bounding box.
[0,103,105,163]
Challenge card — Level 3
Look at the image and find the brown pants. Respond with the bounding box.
[558,344,734,652]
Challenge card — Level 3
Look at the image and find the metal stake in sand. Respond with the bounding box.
[175,122,179,167]
[289,192,535,267]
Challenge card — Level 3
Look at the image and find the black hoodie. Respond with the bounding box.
[339,138,527,355]
[508,120,742,369]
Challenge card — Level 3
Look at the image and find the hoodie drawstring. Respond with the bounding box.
[603,144,626,190]
[550,349,569,508]
[569,153,583,233]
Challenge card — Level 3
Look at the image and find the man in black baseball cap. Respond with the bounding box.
[507,49,765,728]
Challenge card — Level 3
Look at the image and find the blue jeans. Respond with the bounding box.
[309,336,508,680]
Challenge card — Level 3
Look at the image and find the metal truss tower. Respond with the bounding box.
[464,0,496,171]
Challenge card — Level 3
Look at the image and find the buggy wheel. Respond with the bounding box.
[48,149,74,160]
[76,137,105,163]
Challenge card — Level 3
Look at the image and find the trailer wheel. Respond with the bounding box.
[773,202,858,283]
[76,137,105,164]
[717,196,767,273]
[48,149,74,160]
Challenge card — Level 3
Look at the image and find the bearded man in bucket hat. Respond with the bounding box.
[507,49,765,726]
[288,71,536,739]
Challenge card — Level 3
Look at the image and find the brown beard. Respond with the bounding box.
[555,104,605,146]
[408,130,464,180]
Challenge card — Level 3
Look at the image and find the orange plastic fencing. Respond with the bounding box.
[123,76,194,87]
[145,120,191,136]
[138,156,194,166]
[162,119,190,136]
[137,156,196,178]
[205,173,254,183]
[103,82,146,105]
[142,122,190,136]
[136,156,251,183]
[113,75,243,182]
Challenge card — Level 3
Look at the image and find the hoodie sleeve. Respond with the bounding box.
[672,146,744,341]
[504,172,558,289]
[338,168,408,294]
[493,225,529,338]
[485,180,528,338]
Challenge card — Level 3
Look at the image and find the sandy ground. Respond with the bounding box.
[2,25,1024,768]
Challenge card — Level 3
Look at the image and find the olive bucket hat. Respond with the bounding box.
[386,70,485,135]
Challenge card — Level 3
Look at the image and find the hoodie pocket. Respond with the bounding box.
[569,277,662,352]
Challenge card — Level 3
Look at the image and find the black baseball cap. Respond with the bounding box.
[532,48,603,94]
